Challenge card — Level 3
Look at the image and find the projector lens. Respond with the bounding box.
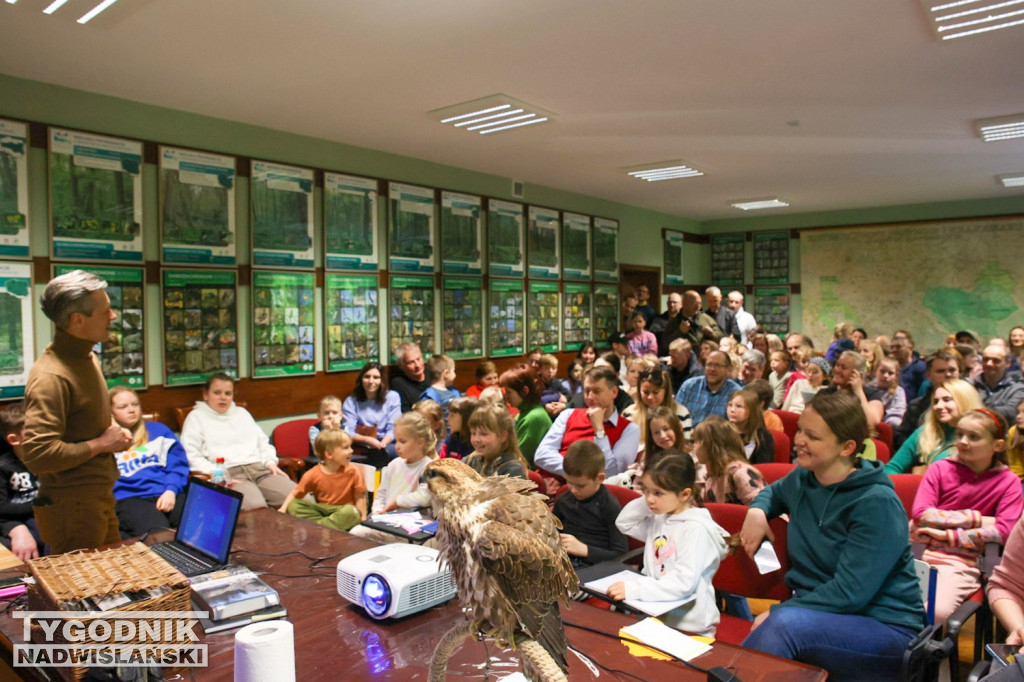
[362,574,391,618]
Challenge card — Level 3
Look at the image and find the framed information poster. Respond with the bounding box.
[753,286,791,335]
[325,273,379,372]
[711,233,745,286]
[487,200,525,277]
[663,230,685,285]
[753,232,790,284]
[252,270,316,378]
[388,275,435,360]
[54,265,145,389]
[488,279,524,358]
[0,119,29,259]
[527,206,560,279]
[442,277,484,359]
[0,261,33,399]
[159,147,236,266]
[562,283,592,351]
[592,284,619,347]
[49,128,143,262]
[592,217,619,282]
[562,212,592,280]
[324,172,379,271]
[440,192,483,275]
[527,281,560,352]
[250,161,315,268]
[161,269,239,387]
[388,183,435,273]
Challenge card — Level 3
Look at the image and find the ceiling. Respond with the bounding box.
[2,0,1024,221]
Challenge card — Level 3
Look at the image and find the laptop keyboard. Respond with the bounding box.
[151,543,213,577]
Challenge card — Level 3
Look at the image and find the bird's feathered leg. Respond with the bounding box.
[429,618,474,682]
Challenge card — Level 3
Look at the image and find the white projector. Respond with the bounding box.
[337,544,456,619]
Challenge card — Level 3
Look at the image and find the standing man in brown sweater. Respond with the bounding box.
[22,270,132,553]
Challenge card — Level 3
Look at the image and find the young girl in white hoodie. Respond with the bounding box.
[179,373,296,511]
[609,450,729,636]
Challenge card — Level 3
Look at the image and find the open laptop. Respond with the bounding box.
[150,477,244,577]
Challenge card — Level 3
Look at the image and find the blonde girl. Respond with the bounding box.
[606,406,684,490]
[911,409,1024,624]
[624,355,654,401]
[464,404,528,479]
[871,357,907,429]
[412,399,446,453]
[109,386,190,538]
[885,379,983,474]
[692,417,766,506]
[375,411,437,513]
[726,389,776,464]
[622,368,693,449]
[610,453,729,636]
[859,339,884,382]
[782,356,830,414]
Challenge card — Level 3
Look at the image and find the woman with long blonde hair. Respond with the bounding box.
[885,379,983,474]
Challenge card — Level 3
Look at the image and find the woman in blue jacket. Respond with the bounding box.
[110,387,191,538]
[739,391,926,682]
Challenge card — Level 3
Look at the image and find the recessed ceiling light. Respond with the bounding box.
[975,113,1024,142]
[998,173,1024,187]
[731,198,790,211]
[42,0,69,13]
[430,95,554,136]
[920,0,1024,40]
[78,0,120,23]
[623,161,704,182]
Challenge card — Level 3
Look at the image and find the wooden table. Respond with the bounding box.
[0,509,826,681]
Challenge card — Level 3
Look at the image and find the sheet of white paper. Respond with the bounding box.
[754,540,782,574]
[620,617,713,661]
[583,570,696,617]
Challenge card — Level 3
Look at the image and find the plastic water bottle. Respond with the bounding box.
[212,457,226,486]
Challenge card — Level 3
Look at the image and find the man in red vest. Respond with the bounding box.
[535,366,640,481]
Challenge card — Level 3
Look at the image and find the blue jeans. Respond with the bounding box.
[741,606,919,682]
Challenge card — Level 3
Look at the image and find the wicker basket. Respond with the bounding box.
[25,542,191,681]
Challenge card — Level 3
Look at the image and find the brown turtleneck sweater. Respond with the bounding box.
[22,329,118,492]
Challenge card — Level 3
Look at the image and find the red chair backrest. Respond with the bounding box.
[271,418,319,458]
[753,462,796,485]
[527,469,547,496]
[875,421,894,452]
[769,429,791,463]
[889,474,923,521]
[705,502,791,601]
[871,438,891,464]
[770,409,799,443]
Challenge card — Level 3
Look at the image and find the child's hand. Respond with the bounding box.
[560,533,587,557]
[155,490,176,512]
[277,504,289,513]
[384,502,399,513]
[911,527,947,546]
[9,524,39,561]
[606,581,627,601]
[322,415,341,431]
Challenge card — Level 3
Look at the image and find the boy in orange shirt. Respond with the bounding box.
[278,430,367,531]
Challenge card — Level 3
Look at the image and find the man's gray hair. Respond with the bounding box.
[742,349,766,368]
[394,341,421,364]
[40,270,108,330]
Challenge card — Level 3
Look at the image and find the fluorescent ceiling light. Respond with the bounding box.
[998,173,1024,187]
[6,0,19,5]
[430,95,555,136]
[920,0,1024,39]
[731,198,790,211]
[43,0,69,13]
[78,0,120,24]
[975,113,1024,142]
[624,161,704,182]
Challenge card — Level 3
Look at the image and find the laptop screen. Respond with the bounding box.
[174,479,243,564]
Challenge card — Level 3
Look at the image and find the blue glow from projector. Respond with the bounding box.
[362,574,391,617]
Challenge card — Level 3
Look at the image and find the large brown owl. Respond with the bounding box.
[424,458,579,676]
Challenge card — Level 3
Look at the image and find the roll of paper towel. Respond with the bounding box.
[234,620,295,682]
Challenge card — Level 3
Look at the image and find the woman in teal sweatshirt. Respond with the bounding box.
[739,391,927,682]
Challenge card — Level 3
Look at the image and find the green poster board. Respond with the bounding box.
[55,264,145,388]
[488,279,524,357]
[159,146,236,266]
[442,277,483,359]
[0,261,33,399]
[324,172,379,271]
[562,282,592,350]
[488,200,525,278]
[593,284,619,347]
[162,269,239,386]
[441,192,482,275]
[388,183,435,274]
[250,161,315,268]
[325,273,379,371]
[711,233,745,286]
[561,212,591,280]
[753,231,790,284]
[0,119,30,259]
[592,217,618,282]
[527,206,560,279]
[754,286,790,335]
[388,274,435,359]
[49,128,143,262]
[664,230,685,285]
[527,281,560,352]
[252,270,315,378]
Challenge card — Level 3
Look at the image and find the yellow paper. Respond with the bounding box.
[617,618,714,660]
